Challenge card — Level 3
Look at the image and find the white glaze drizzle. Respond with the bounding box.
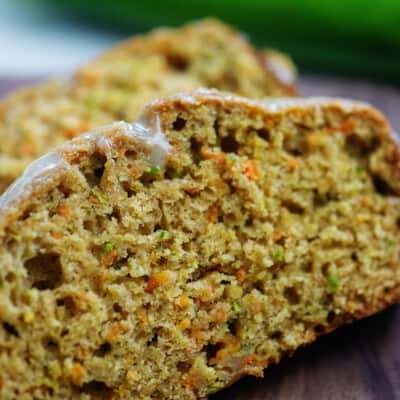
[0,113,170,213]
[124,113,171,166]
[0,152,67,211]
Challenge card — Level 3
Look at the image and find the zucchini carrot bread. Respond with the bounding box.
[75,19,297,98]
[1,90,399,399]
[0,19,297,195]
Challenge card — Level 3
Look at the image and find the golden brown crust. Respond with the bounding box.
[146,90,390,135]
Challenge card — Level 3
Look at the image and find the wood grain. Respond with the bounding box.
[0,76,399,400]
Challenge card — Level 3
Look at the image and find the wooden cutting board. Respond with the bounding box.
[1,76,399,400]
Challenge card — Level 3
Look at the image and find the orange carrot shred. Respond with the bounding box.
[144,271,170,293]
[242,354,257,365]
[130,166,140,176]
[51,231,63,239]
[328,119,355,134]
[89,196,99,204]
[214,306,227,323]
[243,160,260,181]
[18,143,35,156]
[101,251,115,267]
[56,206,70,217]
[77,292,87,302]
[64,123,92,140]
[145,276,160,293]
[206,204,219,224]
[107,322,125,343]
[288,158,300,171]
[189,328,205,346]
[71,363,85,385]
[236,268,247,282]
[201,149,226,167]
[181,374,198,388]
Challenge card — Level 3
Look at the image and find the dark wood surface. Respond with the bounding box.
[0,76,399,400]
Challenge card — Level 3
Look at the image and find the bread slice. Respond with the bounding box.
[1,90,398,400]
[75,19,297,98]
[0,19,297,195]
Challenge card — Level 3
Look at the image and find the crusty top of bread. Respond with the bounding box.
[147,88,388,122]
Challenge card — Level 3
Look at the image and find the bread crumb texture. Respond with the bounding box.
[0,19,296,194]
[0,92,399,399]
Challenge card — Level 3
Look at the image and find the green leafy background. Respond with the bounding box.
[40,0,400,83]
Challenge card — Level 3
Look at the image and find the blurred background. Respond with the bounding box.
[1,0,399,127]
